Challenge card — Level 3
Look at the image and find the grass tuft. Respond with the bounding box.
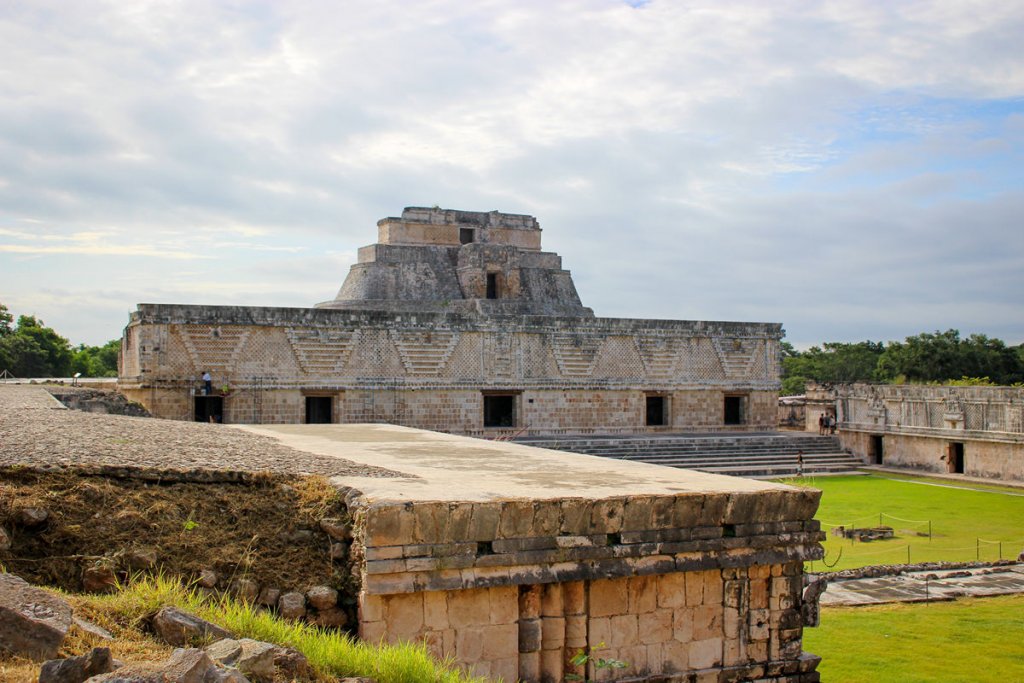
[0,575,488,683]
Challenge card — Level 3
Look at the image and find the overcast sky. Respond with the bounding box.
[1,1,1022,348]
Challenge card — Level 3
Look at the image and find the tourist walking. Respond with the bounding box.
[202,370,212,396]
[796,450,804,477]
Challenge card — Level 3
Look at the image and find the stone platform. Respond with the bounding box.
[239,423,826,682]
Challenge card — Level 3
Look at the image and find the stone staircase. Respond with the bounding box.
[515,432,865,479]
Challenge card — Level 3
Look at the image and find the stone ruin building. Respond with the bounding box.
[835,382,1024,481]
[118,207,783,434]
[101,208,828,681]
[241,421,827,683]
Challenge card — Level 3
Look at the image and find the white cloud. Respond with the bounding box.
[0,0,1022,346]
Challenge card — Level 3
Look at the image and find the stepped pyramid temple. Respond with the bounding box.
[118,207,784,431]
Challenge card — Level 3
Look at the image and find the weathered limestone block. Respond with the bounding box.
[125,547,158,570]
[38,646,114,683]
[230,579,260,602]
[197,569,218,588]
[18,506,50,527]
[88,648,217,683]
[305,585,338,610]
[152,606,233,647]
[257,586,281,608]
[277,591,307,619]
[0,573,73,661]
[82,562,118,594]
[319,517,353,542]
[205,638,277,681]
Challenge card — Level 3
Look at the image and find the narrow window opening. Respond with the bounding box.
[306,396,333,424]
[460,228,475,244]
[486,273,498,299]
[646,395,667,426]
[483,394,516,428]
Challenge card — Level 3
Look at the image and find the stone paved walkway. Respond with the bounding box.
[821,563,1024,606]
[0,385,398,479]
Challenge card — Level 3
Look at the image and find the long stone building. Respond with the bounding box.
[836,382,1024,481]
[119,207,784,434]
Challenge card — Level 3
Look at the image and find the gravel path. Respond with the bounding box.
[0,385,400,479]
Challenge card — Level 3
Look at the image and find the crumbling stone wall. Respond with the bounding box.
[346,489,825,682]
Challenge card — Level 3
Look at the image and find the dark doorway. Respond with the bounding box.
[948,442,965,474]
[306,396,333,424]
[646,395,666,426]
[870,435,884,464]
[483,394,516,428]
[194,396,223,423]
[486,273,498,299]
[724,396,743,425]
[460,228,475,245]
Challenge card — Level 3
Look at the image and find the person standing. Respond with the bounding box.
[796,449,805,477]
[202,370,212,396]
[818,413,825,435]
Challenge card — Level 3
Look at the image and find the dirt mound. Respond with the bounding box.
[0,470,357,620]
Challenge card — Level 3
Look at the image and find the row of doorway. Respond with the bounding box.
[867,435,965,474]
[197,394,751,428]
[194,396,333,424]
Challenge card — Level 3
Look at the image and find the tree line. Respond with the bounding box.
[782,330,1024,396]
[0,303,119,378]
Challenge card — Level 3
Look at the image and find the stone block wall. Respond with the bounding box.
[346,489,824,682]
[119,305,783,434]
[835,383,1024,480]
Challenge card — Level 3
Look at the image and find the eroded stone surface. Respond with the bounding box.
[0,573,73,661]
[151,607,233,647]
[38,646,113,683]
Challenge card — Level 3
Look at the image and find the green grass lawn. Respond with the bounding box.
[805,595,1024,682]
[776,473,1024,571]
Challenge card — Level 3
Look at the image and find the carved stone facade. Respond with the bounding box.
[119,208,783,434]
[836,383,1024,480]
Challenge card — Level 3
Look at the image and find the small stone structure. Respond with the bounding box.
[835,383,1024,480]
[241,422,826,682]
[119,207,783,434]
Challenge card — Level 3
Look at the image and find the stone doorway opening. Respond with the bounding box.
[870,434,884,464]
[486,273,499,299]
[724,395,743,425]
[483,393,516,428]
[194,396,223,423]
[948,442,965,474]
[646,395,667,426]
[306,396,333,424]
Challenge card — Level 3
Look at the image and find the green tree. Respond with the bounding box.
[0,303,12,336]
[877,330,1024,385]
[781,341,886,395]
[0,306,73,377]
[71,339,120,377]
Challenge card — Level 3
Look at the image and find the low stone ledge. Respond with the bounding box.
[361,530,825,579]
[363,544,823,595]
[355,490,823,548]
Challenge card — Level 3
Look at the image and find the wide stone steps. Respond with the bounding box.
[516,433,865,479]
